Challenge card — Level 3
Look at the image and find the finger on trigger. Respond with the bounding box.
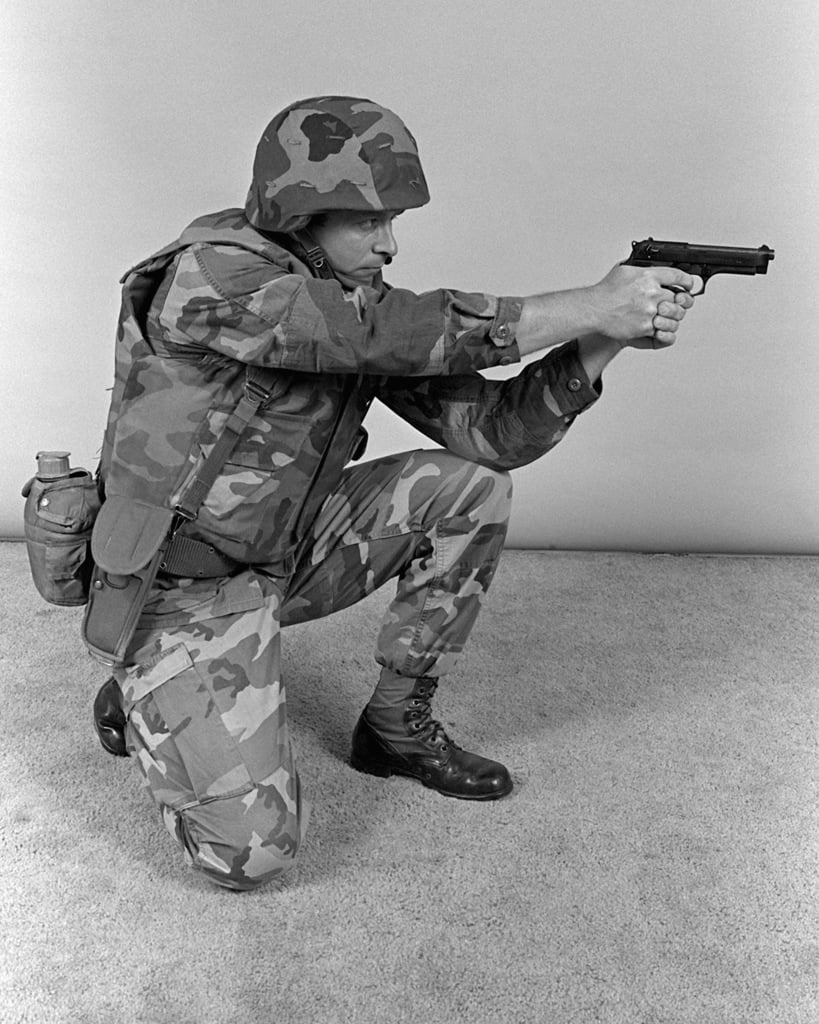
[657,267,691,293]
[672,268,696,294]
[669,268,706,296]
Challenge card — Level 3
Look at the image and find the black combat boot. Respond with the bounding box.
[93,677,129,757]
[350,676,512,800]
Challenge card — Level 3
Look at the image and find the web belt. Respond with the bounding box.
[159,533,239,578]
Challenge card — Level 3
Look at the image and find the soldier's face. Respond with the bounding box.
[310,210,401,286]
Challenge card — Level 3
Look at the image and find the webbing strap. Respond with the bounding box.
[174,371,275,522]
[291,230,337,280]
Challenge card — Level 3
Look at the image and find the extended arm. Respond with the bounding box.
[155,237,698,381]
[375,266,701,469]
[515,263,702,372]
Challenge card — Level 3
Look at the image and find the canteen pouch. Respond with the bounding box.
[22,470,102,606]
[82,496,175,667]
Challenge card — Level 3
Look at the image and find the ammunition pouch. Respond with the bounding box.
[22,469,101,607]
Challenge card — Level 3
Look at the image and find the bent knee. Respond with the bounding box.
[171,790,305,891]
[466,463,513,521]
[183,811,302,891]
[481,464,513,499]
[204,845,300,892]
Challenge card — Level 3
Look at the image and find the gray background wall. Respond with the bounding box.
[2,0,817,553]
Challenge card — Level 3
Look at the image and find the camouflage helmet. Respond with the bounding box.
[245,96,430,233]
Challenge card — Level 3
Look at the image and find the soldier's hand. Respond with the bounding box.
[625,287,701,349]
[590,264,702,348]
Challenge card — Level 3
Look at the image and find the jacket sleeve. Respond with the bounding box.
[154,242,524,377]
[376,341,602,470]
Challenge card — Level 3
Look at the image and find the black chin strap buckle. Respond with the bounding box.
[291,229,336,280]
[303,245,326,271]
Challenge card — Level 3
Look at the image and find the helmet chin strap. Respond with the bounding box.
[290,229,337,281]
[289,227,388,286]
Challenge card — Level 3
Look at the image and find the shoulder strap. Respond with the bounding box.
[173,365,279,524]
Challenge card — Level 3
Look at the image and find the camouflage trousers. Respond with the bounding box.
[114,450,512,890]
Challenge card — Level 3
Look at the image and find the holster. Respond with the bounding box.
[82,496,175,667]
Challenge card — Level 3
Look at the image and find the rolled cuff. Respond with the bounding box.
[555,340,603,413]
[489,296,525,348]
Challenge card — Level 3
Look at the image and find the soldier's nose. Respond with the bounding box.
[375,223,398,259]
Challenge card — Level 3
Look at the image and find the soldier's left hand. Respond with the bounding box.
[635,277,702,349]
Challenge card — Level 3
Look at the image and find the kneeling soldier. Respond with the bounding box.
[92,95,698,889]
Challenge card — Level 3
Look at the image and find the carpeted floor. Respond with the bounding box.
[0,542,816,1024]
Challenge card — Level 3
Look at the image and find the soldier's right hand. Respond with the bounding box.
[588,263,701,347]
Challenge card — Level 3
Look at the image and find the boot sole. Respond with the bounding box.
[350,754,513,801]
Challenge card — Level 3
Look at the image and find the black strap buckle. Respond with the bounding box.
[304,246,326,270]
[173,504,197,525]
[244,377,272,405]
[291,229,336,280]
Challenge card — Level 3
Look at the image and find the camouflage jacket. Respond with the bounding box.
[100,208,600,574]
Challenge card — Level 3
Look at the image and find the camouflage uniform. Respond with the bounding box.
[99,97,601,889]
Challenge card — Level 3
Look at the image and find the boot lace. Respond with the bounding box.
[404,678,454,751]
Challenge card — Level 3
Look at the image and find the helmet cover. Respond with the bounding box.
[245,96,430,233]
